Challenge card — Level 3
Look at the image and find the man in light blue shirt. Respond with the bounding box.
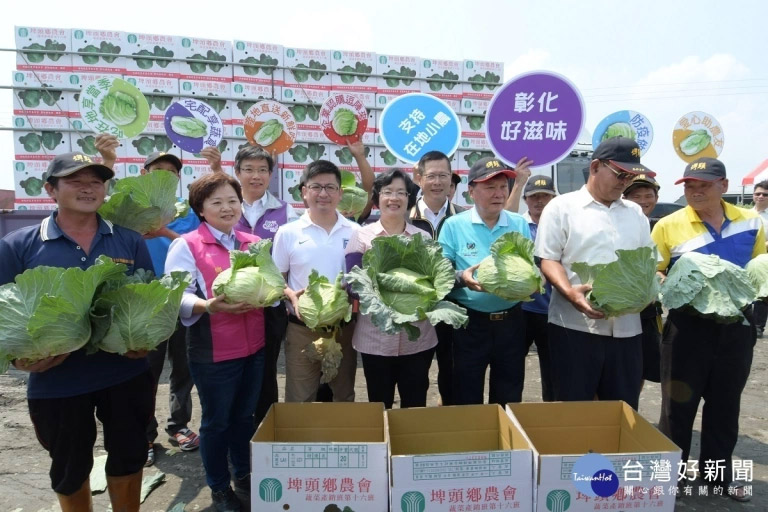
[438,157,531,405]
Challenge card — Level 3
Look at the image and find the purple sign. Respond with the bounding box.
[485,71,584,168]
[163,99,223,154]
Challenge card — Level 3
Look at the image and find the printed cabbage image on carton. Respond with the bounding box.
[233,40,284,85]
[15,26,72,71]
[71,29,127,74]
[178,36,233,82]
[124,32,181,78]
[251,403,389,512]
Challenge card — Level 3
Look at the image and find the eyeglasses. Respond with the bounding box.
[603,162,634,182]
[755,192,768,197]
[423,173,451,182]
[380,190,408,199]
[307,184,340,193]
[239,168,270,176]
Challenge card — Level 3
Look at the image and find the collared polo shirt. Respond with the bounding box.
[417,197,449,228]
[534,186,653,338]
[652,200,765,271]
[273,211,358,292]
[145,203,200,276]
[0,212,152,399]
[438,207,531,313]
[242,190,298,228]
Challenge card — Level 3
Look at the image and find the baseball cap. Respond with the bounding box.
[592,136,655,177]
[43,152,114,182]
[624,173,660,195]
[524,175,556,197]
[674,157,726,185]
[468,157,516,184]
[144,151,182,171]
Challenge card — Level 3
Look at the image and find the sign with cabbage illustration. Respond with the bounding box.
[244,100,298,155]
[163,99,223,153]
[378,93,461,164]
[592,110,653,156]
[320,93,368,145]
[78,76,150,138]
[672,111,724,163]
[346,234,468,340]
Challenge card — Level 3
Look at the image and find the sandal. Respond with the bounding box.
[145,443,155,467]
[169,427,200,451]
[728,482,751,502]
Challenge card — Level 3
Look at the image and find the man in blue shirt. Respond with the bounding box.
[438,157,531,405]
[0,152,154,511]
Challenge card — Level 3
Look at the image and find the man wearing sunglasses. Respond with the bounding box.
[751,181,768,337]
[534,136,655,409]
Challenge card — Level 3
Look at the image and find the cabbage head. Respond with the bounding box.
[332,108,358,136]
[100,90,138,126]
[679,129,711,156]
[746,254,768,299]
[337,170,368,220]
[88,270,191,354]
[298,270,352,333]
[661,251,756,324]
[170,116,207,138]
[346,233,468,340]
[212,240,286,307]
[98,171,182,234]
[476,232,543,302]
[571,246,660,318]
[601,122,636,141]
[0,256,127,373]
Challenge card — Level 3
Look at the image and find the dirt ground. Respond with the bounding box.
[1,339,765,512]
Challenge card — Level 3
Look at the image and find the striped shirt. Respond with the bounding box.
[652,201,765,271]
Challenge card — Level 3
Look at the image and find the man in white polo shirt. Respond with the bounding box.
[272,160,358,402]
[534,136,656,409]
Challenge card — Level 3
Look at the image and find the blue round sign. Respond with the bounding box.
[593,110,654,156]
[378,93,460,164]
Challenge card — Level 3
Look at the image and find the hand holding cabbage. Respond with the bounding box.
[337,170,368,220]
[476,232,543,301]
[212,240,286,308]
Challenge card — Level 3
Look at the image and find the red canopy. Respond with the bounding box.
[742,159,768,186]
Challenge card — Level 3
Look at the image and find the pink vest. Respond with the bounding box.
[183,223,265,363]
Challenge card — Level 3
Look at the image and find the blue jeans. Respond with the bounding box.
[189,351,264,491]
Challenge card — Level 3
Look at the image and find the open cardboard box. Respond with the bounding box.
[388,404,534,511]
[507,401,681,512]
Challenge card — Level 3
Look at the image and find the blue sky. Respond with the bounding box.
[2,0,765,201]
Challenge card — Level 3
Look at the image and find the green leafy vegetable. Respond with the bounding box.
[188,53,207,73]
[132,137,156,156]
[289,145,309,163]
[19,133,41,152]
[601,122,636,141]
[99,41,120,63]
[100,90,138,126]
[298,270,352,333]
[443,70,459,90]
[661,251,756,324]
[288,183,302,202]
[211,240,286,308]
[466,116,484,130]
[337,170,368,220]
[206,50,226,72]
[306,105,320,121]
[380,150,397,166]
[170,116,208,138]
[20,176,43,196]
[40,89,61,107]
[98,171,182,234]
[41,132,63,151]
[571,246,660,317]
[289,104,307,122]
[153,135,173,153]
[308,59,327,81]
[153,46,174,68]
[332,108,358,136]
[78,44,100,64]
[746,254,768,299]
[476,232,543,302]
[76,135,98,155]
[22,43,45,63]
[132,49,154,69]
[88,270,191,354]
[17,89,41,108]
[44,39,66,61]
[463,150,494,168]
[291,63,310,83]
[239,53,278,76]
[679,129,711,156]
[346,234,469,340]
[308,143,325,161]
[254,119,283,147]
[0,256,127,373]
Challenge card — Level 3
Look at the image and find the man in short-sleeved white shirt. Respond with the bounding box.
[272,160,358,402]
[534,136,655,409]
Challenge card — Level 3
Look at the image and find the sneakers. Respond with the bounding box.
[211,487,241,512]
[168,427,200,451]
[144,443,155,467]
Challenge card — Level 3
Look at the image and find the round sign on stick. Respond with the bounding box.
[593,110,654,155]
[672,111,724,163]
[320,93,368,145]
[485,71,584,168]
[378,93,460,165]
[244,100,297,156]
[78,77,149,138]
[163,99,223,153]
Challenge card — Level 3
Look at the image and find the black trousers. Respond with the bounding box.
[753,300,767,330]
[254,303,288,427]
[434,321,454,405]
[548,323,642,409]
[452,304,527,406]
[360,348,435,409]
[524,310,554,401]
[658,309,755,485]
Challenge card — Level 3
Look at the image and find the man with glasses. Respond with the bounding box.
[751,181,768,336]
[273,160,358,403]
[534,136,656,409]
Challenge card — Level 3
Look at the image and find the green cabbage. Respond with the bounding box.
[332,108,358,136]
[98,171,182,234]
[170,116,207,138]
[298,270,352,333]
[601,122,636,141]
[211,240,286,307]
[661,251,756,324]
[88,270,191,354]
[571,246,660,317]
[337,170,368,220]
[476,232,543,302]
[100,90,138,126]
[746,254,768,299]
[346,234,468,340]
[679,129,711,156]
[0,256,127,373]
[254,119,283,146]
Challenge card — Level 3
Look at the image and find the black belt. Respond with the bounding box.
[466,304,521,321]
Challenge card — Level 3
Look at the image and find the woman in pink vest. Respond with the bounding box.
[166,172,266,512]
